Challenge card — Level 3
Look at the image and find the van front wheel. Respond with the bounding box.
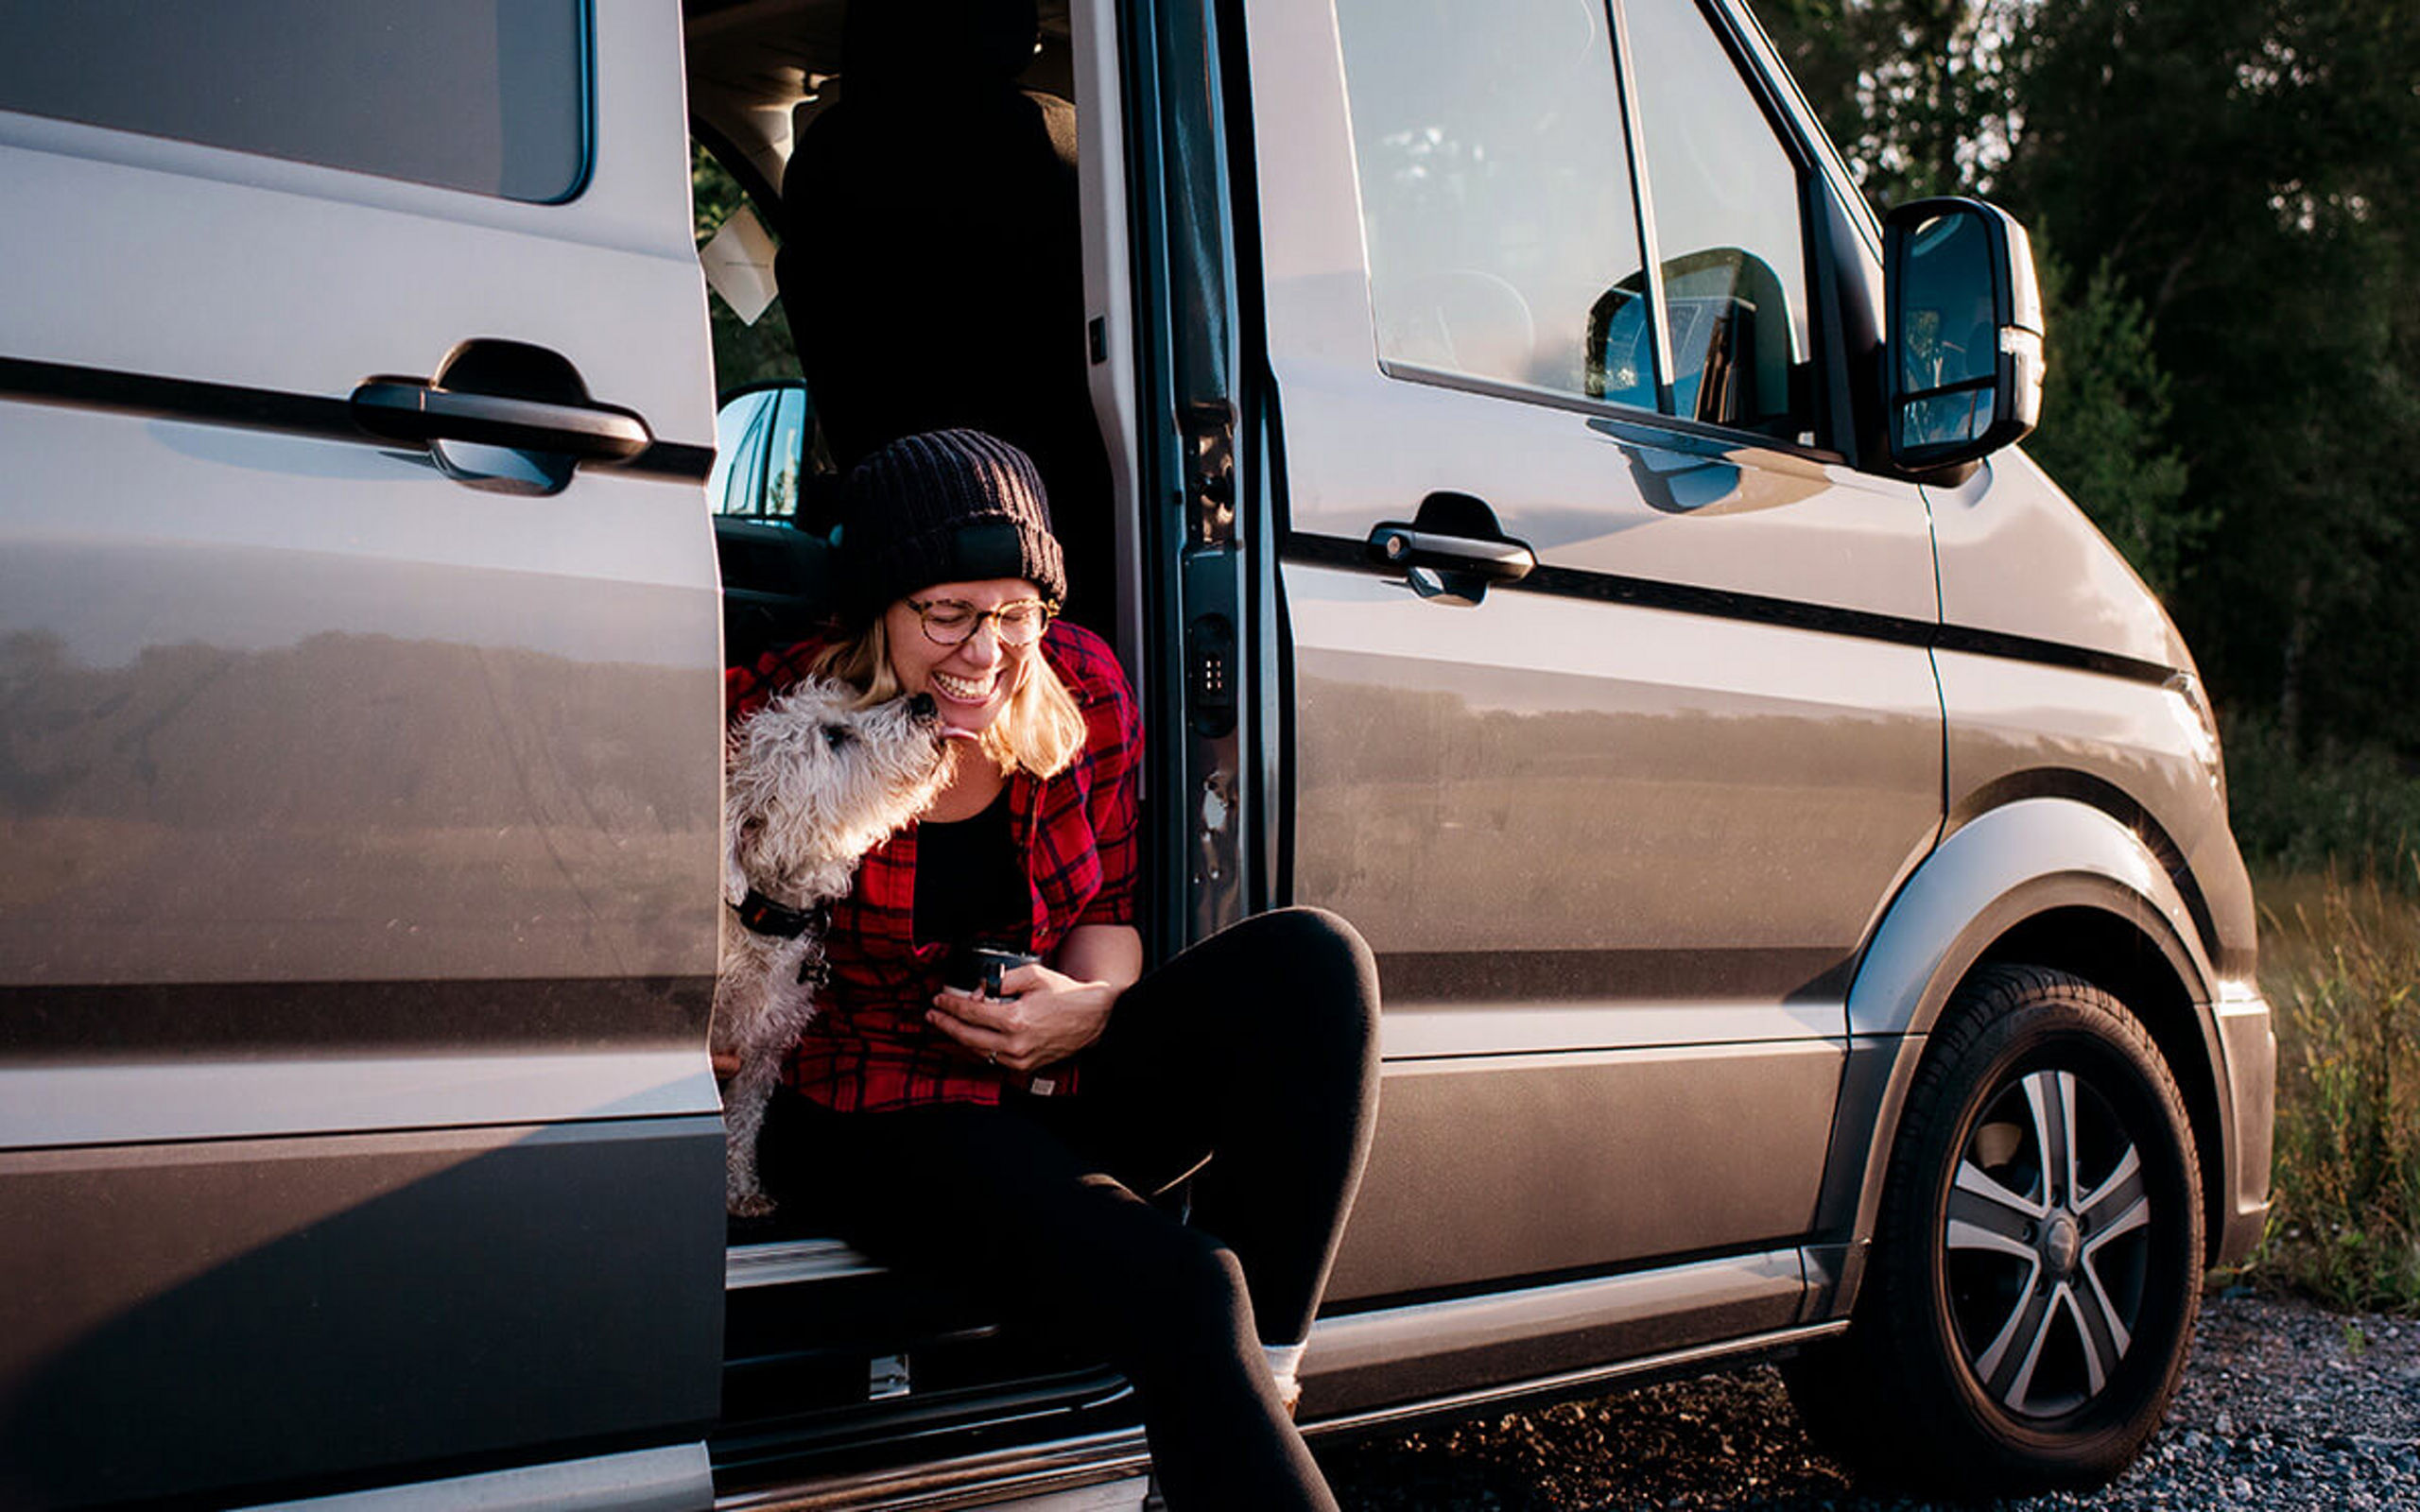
[1786,964,2204,1494]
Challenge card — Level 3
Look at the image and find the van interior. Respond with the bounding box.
[683,0,1150,1491]
[690,0,1126,662]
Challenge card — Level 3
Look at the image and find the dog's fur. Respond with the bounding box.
[716,678,950,1216]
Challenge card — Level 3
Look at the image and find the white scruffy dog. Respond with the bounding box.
[716,678,950,1216]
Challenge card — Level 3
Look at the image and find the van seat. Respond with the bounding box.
[778,0,1115,629]
[716,514,838,668]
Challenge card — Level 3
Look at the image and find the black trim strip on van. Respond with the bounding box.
[0,974,715,1056]
[1927,622,2173,685]
[1283,530,2175,685]
[0,354,715,483]
[630,440,717,478]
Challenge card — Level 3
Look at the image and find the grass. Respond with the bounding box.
[2239,860,2420,1314]
[2202,712,2420,1313]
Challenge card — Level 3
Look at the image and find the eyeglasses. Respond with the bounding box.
[905,596,1056,647]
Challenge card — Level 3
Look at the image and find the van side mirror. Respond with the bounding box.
[1883,198,2044,471]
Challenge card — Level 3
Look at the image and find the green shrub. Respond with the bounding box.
[2247,867,2420,1314]
[2224,713,2420,883]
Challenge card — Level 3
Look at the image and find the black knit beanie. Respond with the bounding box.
[835,429,1067,627]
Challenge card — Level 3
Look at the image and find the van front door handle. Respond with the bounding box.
[350,379,653,461]
[1365,524,1537,583]
[1363,492,1536,607]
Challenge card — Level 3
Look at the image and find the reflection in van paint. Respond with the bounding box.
[1291,655,1937,974]
[0,1120,723,1510]
[1325,1042,1841,1299]
[0,628,717,987]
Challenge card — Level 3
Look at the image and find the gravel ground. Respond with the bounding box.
[1314,1292,2420,1510]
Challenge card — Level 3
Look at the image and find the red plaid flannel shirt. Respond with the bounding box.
[724,621,1143,1111]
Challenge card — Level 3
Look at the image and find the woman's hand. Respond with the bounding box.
[928,960,1118,1074]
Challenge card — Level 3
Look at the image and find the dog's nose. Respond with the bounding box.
[906,693,937,723]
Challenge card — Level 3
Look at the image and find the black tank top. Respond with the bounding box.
[912,788,1028,949]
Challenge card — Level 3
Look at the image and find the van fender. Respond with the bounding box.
[1804,797,2221,1318]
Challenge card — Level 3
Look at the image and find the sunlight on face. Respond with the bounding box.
[881,577,1046,739]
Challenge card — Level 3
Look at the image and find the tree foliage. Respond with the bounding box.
[1762,0,2030,205]
[693,143,800,396]
[1758,0,2420,752]
[2028,247,2198,594]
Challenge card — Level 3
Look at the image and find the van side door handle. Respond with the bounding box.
[350,339,656,495]
[350,380,652,461]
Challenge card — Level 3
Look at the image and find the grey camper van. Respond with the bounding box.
[0,0,2271,1507]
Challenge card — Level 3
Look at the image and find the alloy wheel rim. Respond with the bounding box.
[1943,1066,2155,1419]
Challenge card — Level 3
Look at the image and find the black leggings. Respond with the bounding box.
[760,907,1381,1511]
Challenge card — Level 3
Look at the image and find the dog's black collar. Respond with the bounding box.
[734,889,828,940]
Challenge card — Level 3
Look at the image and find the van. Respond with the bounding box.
[0,0,2273,1507]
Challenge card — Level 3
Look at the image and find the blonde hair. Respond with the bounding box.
[814,617,1089,779]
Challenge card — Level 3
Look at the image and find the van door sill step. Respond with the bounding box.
[729,1238,886,1289]
[716,1424,1153,1512]
[714,1321,1848,1510]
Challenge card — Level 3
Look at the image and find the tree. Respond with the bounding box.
[1757,0,2420,751]
[1759,0,2029,210]
[2002,0,2420,747]
[2026,248,2199,594]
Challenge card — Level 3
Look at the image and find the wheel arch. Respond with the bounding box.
[1810,798,2235,1316]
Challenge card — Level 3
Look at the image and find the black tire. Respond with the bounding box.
[1785,964,2204,1495]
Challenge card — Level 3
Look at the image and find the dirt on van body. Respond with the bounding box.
[1314,1291,2420,1511]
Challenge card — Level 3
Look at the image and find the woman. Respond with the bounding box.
[725,428,1380,1510]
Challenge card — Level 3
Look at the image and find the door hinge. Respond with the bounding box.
[1182,399,1236,546]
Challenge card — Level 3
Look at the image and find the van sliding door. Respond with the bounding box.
[0,4,725,1505]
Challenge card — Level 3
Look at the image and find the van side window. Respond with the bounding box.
[1333,0,1646,404]
[1619,0,1813,440]
[710,386,808,521]
[0,0,587,201]
[1335,0,1819,444]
